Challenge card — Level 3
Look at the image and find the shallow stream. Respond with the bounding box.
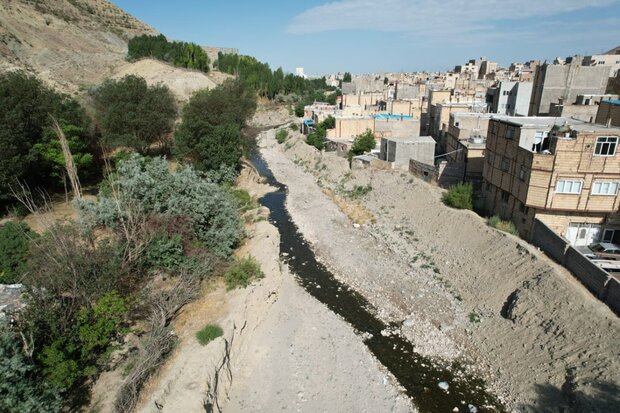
[250,151,506,413]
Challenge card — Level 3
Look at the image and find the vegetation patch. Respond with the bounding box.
[441,182,473,210]
[487,215,518,235]
[196,324,223,346]
[225,256,264,290]
[276,129,289,144]
[348,129,376,161]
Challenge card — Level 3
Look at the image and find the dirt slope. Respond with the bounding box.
[260,130,620,412]
[0,0,156,93]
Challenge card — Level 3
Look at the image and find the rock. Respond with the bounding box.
[438,381,449,391]
[468,405,477,413]
[402,319,414,328]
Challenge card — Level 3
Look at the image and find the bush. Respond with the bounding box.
[76,155,244,258]
[225,256,264,289]
[230,188,258,212]
[487,216,519,235]
[196,324,223,345]
[0,327,61,413]
[441,182,473,210]
[276,129,289,144]
[0,222,34,284]
[289,123,299,131]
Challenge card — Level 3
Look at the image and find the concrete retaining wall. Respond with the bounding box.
[531,219,619,315]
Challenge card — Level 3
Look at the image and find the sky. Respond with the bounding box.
[110,0,620,76]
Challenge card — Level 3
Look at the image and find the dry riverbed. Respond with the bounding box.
[258,127,620,412]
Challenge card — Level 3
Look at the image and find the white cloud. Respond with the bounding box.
[286,0,617,35]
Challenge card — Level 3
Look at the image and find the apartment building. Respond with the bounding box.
[482,116,620,244]
[595,99,620,127]
[445,112,492,182]
[529,58,612,116]
[487,81,533,116]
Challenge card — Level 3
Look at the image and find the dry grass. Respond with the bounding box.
[321,188,375,225]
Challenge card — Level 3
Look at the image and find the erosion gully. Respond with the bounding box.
[250,151,506,413]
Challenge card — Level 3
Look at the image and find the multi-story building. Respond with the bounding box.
[482,116,620,244]
[445,112,493,183]
[595,99,620,127]
[582,46,620,77]
[529,57,612,116]
[487,81,533,116]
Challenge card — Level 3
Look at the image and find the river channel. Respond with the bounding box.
[250,151,505,413]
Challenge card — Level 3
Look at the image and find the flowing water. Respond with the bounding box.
[250,151,506,413]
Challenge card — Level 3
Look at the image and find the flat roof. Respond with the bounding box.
[374,114,414,120]
[492,115,620,133]
[606,99,620,106]
[383,135,435,144]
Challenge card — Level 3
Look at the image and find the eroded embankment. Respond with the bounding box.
[259,128,620,412]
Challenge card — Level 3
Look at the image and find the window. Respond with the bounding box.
[591,181,619,195]
[594,136,618,156]
[602,229,615,243]
[492,122,498,134]
[500,157,510,171]
[555,179,582,194]
[518,201,529,215]
[501,190,510,202]
[506,128,515,139]
[598,60,605,64]
[518,166,527,181]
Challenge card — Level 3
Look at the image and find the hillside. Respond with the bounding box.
[0,0,157,93]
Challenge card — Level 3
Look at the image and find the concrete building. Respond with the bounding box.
[595,99,620,127]
[487,81,533,116]
[429,101,488,151]
[380,136,435,169]
[374,114,419,139]
[482,116,620,243]
[445,113,493,182]
[529,58,612,116]
[549,94,618,123]
[582,46,620,77]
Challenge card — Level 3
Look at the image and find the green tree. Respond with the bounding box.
[127,34,210,72]
[174,80,256,171]
[343,72,352,82]
[0,71,92,202]
[348,129,376,160]
[384,77,389,85]
[93,75,177,153]
[33,124,95,189]
[322,115,336,130]
[0,327,61,413]
[0,222,35,284]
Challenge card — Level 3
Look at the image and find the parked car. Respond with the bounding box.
[588,242,620,260]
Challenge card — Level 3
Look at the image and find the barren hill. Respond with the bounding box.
[0,0,157,93]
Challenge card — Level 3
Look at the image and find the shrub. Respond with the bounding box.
[289,123,299,131]
[487,216,519,235]
[230,188,258,212]
[342,184,372,199]
[441,182,473,210]
[77,155,244,258]
[196,324,223,345]
[225,256,264,289]
[0,327,61,413]
[0,222,34,284]
[276,129,289,144]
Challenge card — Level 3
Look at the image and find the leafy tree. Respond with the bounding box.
[343,72,352,82]
[127,34,210,72]
[0,327,61,413]
[348,129,376,160]
[384,77,389,85]
[33,124,95,189]
[175,80,256,172]
[93,75,177,153]
[0,222,35,284]
[322,115,336,130]
[0,71,92,202]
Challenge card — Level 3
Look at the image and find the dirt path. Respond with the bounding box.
[259,129,620,412]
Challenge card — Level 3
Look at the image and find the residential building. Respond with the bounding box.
[380,136,435,170]
[445,112,493,182]
[488,81,533,116]
[595,99,620,127]
[430,101,488,151]
[582,45,620,77]
[549,94,618,123]
[529,57,612,116]
[482,116,620,244]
